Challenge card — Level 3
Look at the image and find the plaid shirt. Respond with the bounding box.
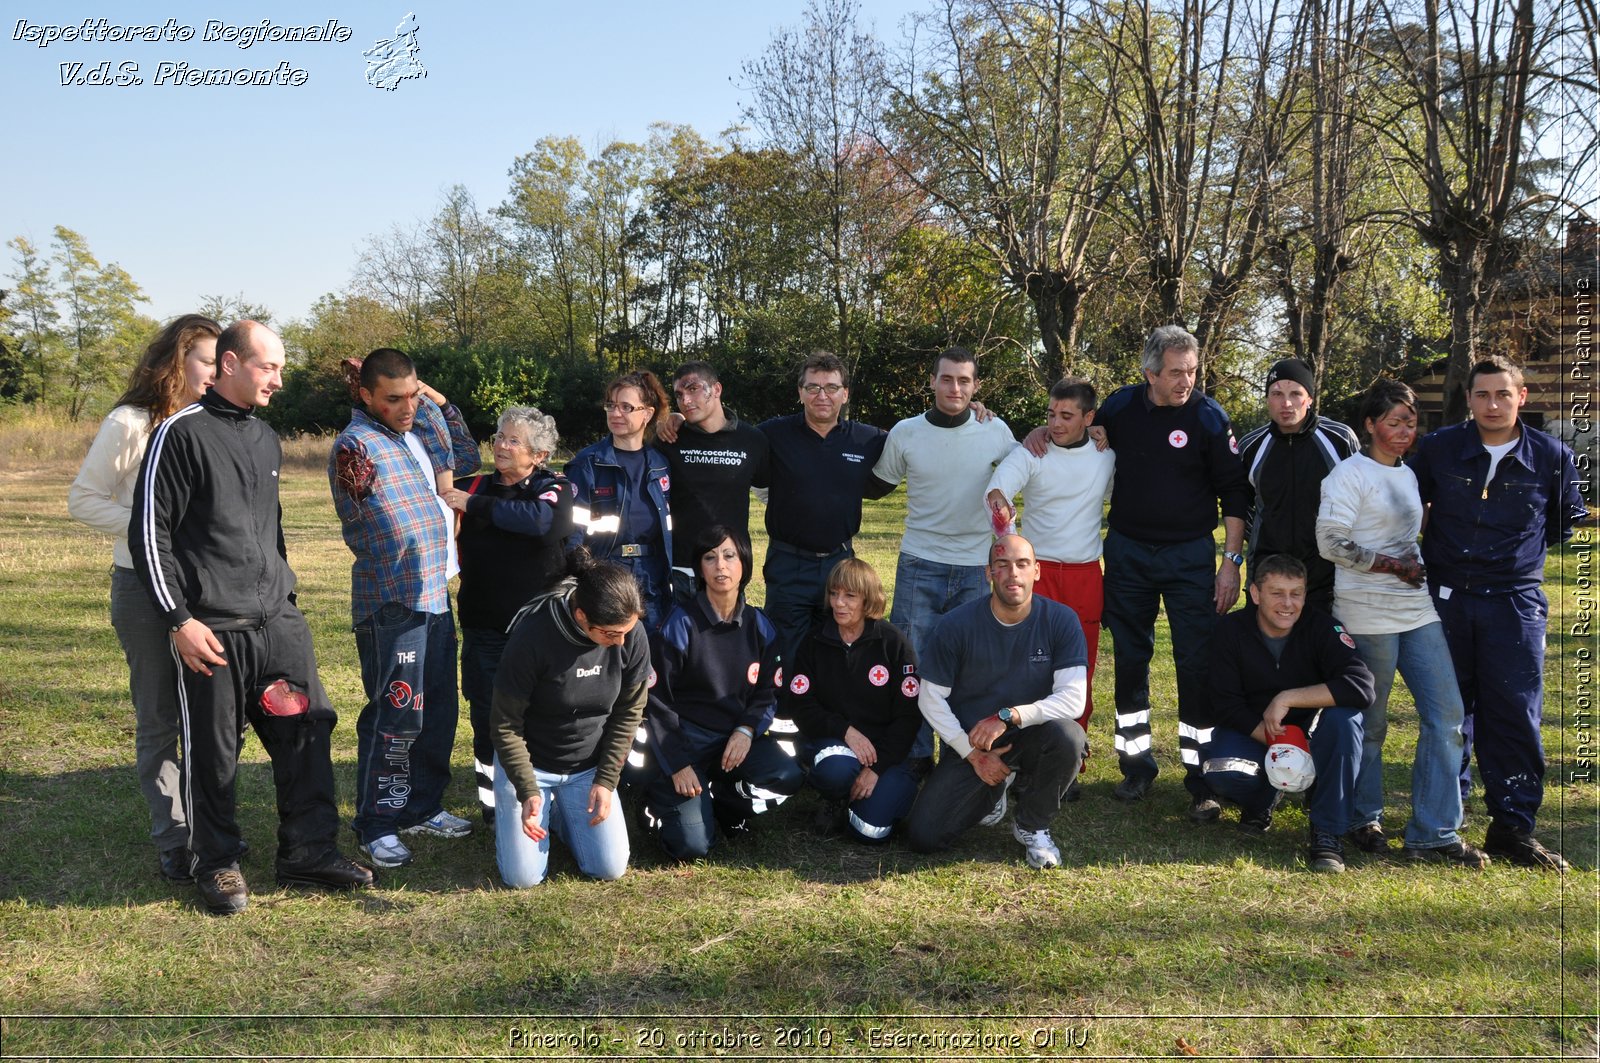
[330,397,480,624]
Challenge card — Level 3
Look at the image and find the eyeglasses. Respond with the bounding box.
[801,383,845,397]
[673,382,709,398]
[490,433,530,448]
[602,401,653,415]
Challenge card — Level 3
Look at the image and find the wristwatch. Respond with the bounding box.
[1222,550,1245,566]
[997,706,1019,728]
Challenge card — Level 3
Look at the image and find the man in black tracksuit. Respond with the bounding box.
[1236,359,1360,613]
[130,321,371,915]
[1204,554,1373,872]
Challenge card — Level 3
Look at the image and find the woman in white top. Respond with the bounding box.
[1315,378,1485,868]
[68,314,221,883]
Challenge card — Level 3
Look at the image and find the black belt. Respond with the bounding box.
[617,543,655,558]
[768,538,848,559]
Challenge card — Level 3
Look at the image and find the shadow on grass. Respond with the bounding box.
[1,750,1593,911]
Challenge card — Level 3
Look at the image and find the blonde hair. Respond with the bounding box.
[825,557,886,620]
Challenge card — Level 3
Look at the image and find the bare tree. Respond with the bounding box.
[887,0,1132,383]
[742,0,905,365]
[1266,0,1379,380]
[1099,0,1306,363]
[1370,0,1573,421]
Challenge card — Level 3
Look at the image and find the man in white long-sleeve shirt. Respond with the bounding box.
[902,534,1088,869]
[986,377,1114,734]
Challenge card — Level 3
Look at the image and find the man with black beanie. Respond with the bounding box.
[1236,358,1359,613]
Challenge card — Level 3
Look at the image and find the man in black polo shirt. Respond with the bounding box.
[656,361,770,604]
[758,352,893,668]
[1094,325,1251,819]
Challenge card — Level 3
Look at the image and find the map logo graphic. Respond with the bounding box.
[364,12,425,90]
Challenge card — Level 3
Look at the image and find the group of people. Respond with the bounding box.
[70,315,1585,913]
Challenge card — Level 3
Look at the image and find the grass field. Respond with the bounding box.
[0,415,1595,1060]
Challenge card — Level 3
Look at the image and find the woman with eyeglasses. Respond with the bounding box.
[642,524,803,860]
[490,548,650,887]
[440,405,576,825]
[565,370,675,630]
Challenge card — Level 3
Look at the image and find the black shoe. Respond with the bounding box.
[721,819,755,843]
[811,799,846,837]
[196,867,249,916]
[276,852,376,891]
[904,756,934,782]
[1308,830,1346,873]
[481,804,496,827]
[159,846,194,884]
[1113,774,1154,803]
[1403,839,1490,869]
[1188,796,1222,823]
[1064,778,1082,803]
[1484,822,1569,872]
[1346,823,1390,854]
[1237,808,1273,836]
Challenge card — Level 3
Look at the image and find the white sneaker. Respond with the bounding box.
[361,833,413,868]
[402,809,474,838]
[979,772,1016,827]
[1012,823,1061,869]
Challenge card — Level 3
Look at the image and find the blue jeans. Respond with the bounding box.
[353,604,460,844]
[645,719,802,860]
[493,758,629,887]
[890,553,990,759]
[1201,709,1363,834]
[1345,622,1468,849]
[460,628,511,819]
[805,743,921,843]
[1102,530,1218,797]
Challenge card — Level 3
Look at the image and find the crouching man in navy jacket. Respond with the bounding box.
[1204,554,1375,873]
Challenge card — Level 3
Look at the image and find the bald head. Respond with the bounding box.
[213,320,285,409]
[988,534,1039,612]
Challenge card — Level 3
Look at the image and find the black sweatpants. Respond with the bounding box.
[175,608,342,876]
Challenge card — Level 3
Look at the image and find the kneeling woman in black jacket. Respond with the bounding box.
[644,524,802,859]
[787,558,922,841]
[491,549,650,887]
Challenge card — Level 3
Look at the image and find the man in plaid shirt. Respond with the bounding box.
[330,348,481,868]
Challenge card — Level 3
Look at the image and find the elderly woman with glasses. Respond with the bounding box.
[441,405,576,824]
[564,370,675,631]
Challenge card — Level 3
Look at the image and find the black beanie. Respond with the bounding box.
[1264,358,1316,397]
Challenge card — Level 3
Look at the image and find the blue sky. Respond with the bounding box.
[4,2,923,325]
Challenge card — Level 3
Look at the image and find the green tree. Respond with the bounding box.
[3,236,62,405]
[52,226,149,420]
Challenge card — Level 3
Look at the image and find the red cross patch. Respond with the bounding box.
[901,676,920,698]
[647,669,657,688]
[747,662,761,685]
[1339,633,1356,649]
[1168,429,1189,448]
[538,490,560,503]
[1228,433,1239,455]
[868,665,889,686]
[773,667,784,687]
[789,674,810,695]
[659,475,671,492]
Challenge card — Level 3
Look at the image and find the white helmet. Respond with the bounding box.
[1264,724,1315,793]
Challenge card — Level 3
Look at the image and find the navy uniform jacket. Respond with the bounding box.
[785,618,922,768]
[1409,421,1588,595]
[1096,384,1251,543]
[1208,605,1376,737]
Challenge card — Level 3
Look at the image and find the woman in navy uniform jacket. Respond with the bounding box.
[786,558,923,842]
